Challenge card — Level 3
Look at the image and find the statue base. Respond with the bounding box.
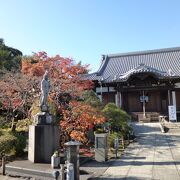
[41,104,49,112]
[28,125,59,163]
[34,112,53,125]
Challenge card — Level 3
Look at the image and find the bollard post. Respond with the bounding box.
[60,164,65,180]
[52,170,60,180]
[66,163,74,180]
[115,148,118,159]
[2,156,5,175]
[114,138,119,159]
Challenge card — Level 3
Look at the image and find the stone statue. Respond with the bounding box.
[33,70,53,125]
[40,70,50,112]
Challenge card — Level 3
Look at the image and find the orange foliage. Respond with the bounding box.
[60,101,106,143]
[21,52,94,98]
[21,52,98,144]
[1,51,99,144]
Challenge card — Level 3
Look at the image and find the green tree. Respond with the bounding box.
[0,38,22,71]
[82,90,102,108]
[102,103,131,149]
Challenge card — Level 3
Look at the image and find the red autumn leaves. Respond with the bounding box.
[21,52,105,143]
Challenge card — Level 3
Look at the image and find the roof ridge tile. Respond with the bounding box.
[107,47,180,58]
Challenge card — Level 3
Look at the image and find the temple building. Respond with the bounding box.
[84,47,180,121]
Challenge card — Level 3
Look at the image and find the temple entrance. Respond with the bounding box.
[124,89,167,121]
[126,90,161,113]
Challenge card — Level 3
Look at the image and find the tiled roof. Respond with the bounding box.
[115,64,170,82]
[85,47,180,83]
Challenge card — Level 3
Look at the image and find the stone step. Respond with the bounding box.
[164,123,180,129]
[1,166,54,180]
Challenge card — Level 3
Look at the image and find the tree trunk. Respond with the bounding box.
[2,156,5,175]
[11,117,16,132]
[127,134,130,144]
[122,135,125,150]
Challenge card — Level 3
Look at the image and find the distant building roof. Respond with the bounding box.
[84,47,180,83]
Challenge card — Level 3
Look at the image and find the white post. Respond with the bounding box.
[99,82,103,103]
[115,91,122,108]
[67,163,74,180]
[120,92,122,108]
[115,91,120,108]
[172,91,176,107]
[60,164,65,180]
[100,85,102,102]
[115,93,118,107]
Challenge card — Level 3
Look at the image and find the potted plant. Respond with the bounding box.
[51,150,60,168]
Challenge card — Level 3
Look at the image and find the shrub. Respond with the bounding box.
[0,130,26,157]
[102,103,132,149]
[94,128,106,134]
[0,131,16,156]
[108,132,120,148]
[102,103,131,133]
[13,132,26,156]
[0,115,9,128]
[16,118,33,132]
[82,90,102,108]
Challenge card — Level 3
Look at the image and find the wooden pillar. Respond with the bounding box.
[116,91,122,108]
[117,91,120,108]
[100,85,103,103]
[2,156,5,175]
[143,90,146,118]
[168,90,171,105]
[115,93,118,107]
[120,92,122,108]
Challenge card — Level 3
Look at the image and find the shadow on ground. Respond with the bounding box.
[88,175,151,180]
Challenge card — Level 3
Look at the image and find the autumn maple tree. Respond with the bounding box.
[0,70,39,130]
[21,52,105,143]
[60,100,105,144]
[21,52,94,101]
[0,50,105,142]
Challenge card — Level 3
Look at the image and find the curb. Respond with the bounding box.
[5,165,53,178]
[159,123,165,133]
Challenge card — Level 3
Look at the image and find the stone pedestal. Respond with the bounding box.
[95,133,108,162]
[51,155,60,168]
[34,112,53,125]
[65,141,81,180]
[28,125,59,163]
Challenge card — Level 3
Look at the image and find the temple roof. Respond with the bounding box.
[84,47,180,83]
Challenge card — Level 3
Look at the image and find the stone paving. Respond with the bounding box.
[2,122,180,180]
[88,122,180,180]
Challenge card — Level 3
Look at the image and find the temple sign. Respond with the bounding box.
[168,105,177,121]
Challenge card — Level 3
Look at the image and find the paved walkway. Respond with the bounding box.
[0,176,17,180]
[89,122,180,180]
[2,122,180,180]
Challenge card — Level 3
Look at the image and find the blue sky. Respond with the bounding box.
[1,0,180,72]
